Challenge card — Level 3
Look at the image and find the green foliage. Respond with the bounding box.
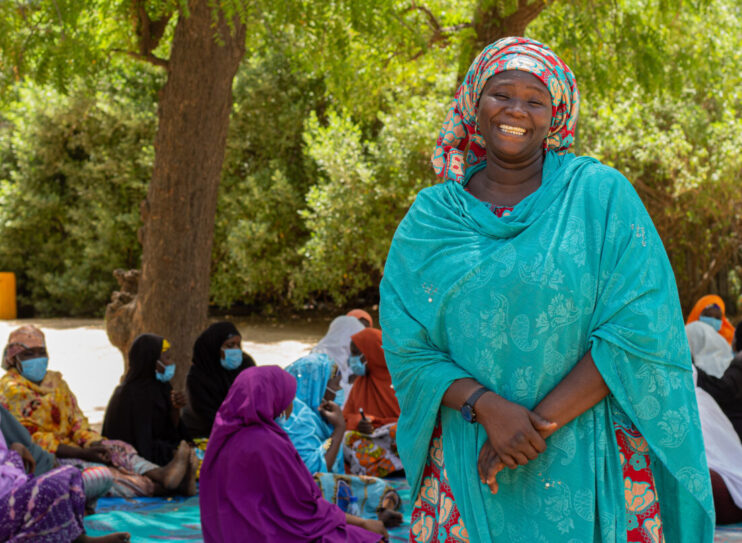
[1,0,740,316]
[209,50,324,307]
[0,70,159,315]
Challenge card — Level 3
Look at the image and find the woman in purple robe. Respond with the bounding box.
[0,412,129,543]
[199,365,388,542]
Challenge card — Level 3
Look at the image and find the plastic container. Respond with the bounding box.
[0,272,17,320]
[347,496,361,516]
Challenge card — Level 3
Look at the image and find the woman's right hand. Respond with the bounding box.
[84,444,112,465]
[476,393,556,469]
[361,518,389,539]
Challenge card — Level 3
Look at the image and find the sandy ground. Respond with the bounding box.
[0,318,330,425]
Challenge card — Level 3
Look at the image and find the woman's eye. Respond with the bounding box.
[493,93,508,99]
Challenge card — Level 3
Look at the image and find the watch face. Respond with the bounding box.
[461,404,475,423]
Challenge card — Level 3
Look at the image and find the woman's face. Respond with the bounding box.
[220,335,242,359]
[156,349,174,374]
[477,70,552,163]
[700,304,722,320]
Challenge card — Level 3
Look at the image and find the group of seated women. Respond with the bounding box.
[684,295,742,525]
[199,310,405,542]
[0,319,256,542]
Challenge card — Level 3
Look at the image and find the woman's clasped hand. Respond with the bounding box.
[474,393,556,493]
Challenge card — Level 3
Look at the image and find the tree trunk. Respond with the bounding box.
[458,0,548,79]
[107,1,246,388]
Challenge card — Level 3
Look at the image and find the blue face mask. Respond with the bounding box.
[221,348,243,370]
[20,357,48,383]
[699,316,723,332]
[348,354,366,376]
[156,362,175,383]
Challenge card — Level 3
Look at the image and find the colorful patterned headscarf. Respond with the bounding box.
[2,325,46,370]
[432,36,579,184]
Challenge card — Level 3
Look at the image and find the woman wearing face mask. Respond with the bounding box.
[687,294,736,345]
[181,321,256,439]
[103,334,195,488]
[0,326,193,498]
[342,328,402,478]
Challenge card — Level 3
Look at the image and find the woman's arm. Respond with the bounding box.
[345,513,388,539]
[532,350,609,430]
[318,401,345,469]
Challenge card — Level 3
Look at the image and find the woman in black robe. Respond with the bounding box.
[102,334,190,465]
[180,322,255,438]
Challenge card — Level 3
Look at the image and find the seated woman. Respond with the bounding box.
[0,411,130,543]
[1,403,113,510]
[342,328,402,478]
[102,334,196,494]
[180,321,255,438]
[284,354,347,473]
[312,316,365,402]
[199,365,387,542]
[693,366,742,524]
[0,325,192,498]
[687,294,736,345]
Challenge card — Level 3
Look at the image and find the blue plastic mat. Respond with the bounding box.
[85,480,412,542]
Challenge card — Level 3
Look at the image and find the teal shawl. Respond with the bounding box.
[379,152,714,542]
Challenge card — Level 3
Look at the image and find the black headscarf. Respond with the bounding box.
[124,333,165,384]
[103,333,189,464]
[182,321,255,437]
[735,321,742,353]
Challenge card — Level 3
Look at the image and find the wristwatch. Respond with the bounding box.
[460,386,489,423]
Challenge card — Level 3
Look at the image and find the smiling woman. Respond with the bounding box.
[381,37,714,543]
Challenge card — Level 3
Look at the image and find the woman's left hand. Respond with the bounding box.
[477,441,505,494]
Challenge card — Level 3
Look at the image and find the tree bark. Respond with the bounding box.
[107,0,246,389]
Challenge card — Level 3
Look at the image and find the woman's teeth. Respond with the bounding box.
[499,124,526,135]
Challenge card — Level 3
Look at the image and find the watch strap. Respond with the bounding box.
[463,386,489,422]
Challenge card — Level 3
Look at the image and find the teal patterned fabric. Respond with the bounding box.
[379,151,714,542]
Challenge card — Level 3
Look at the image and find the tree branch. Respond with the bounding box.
[111,48,169,69]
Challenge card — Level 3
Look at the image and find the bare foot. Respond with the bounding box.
[377,508,403,528]
[75,531,130,542]
[150,441,189,491]
[178,449,198,497]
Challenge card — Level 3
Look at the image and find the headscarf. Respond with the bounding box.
[123,334,165,384]
[432,36,579,184]
[199,366,378,543]
[2,325,45,370]
[342,328,400,431]
[280,398,343,474]
[687,295,735,345]
[311,316,365,397]
[184,321,255,436]
[735,321,742,353]
[347,309,373,328]
[285,353,336,411]
[687,321,734,378]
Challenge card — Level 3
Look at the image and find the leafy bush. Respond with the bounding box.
[0,74,158,316]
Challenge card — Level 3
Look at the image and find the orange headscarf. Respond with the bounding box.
[342,328,399,431]
[686,295,735,345]
[346,309,373,328]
